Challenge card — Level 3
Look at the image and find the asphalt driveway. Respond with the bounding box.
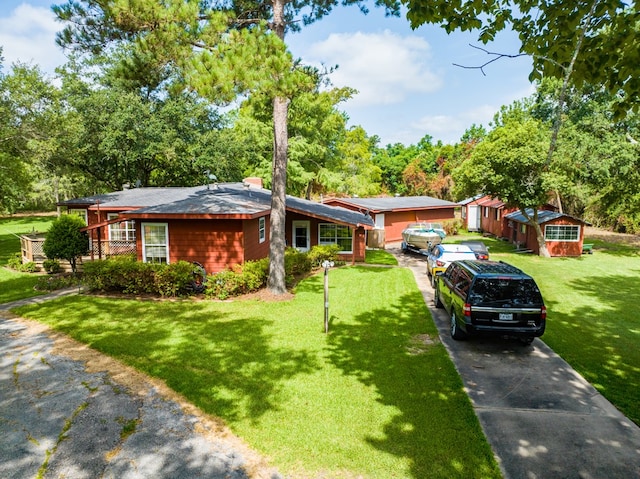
[391,245,640,479]
[0,289,280,479]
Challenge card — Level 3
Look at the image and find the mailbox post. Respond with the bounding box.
[322,260,334,333]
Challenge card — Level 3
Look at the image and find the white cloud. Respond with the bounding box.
[0,4,67,75]
[307,30,443,107]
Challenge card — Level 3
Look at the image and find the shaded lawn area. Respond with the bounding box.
[0,215,54,303]
[15,266,501,479]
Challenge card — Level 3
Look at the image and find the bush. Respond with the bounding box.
[83,258,206,297]
[6,253,39,273]
[155,261,197,297]
[306,244,341,268]
[35,274,82,292]
[43,214,89,273]
[43,259,62,274]
[205,258,270,300]
[442,218,464,236]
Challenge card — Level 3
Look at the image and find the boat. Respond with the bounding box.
[401,222,446,252]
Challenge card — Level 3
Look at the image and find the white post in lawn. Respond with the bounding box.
[322,260,334,334]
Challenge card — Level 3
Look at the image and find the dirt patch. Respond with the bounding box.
[585,226,640,247]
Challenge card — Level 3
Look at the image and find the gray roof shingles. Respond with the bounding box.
[62,184,374,228]
[332,196,457,212]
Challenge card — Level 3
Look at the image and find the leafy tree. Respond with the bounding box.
[54,0,401,294]
[43,214,90,273]
[334,126,382,197]
[453,118,554,256]
[403,1,639,116]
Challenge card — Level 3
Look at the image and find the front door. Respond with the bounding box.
[292,221,310,252]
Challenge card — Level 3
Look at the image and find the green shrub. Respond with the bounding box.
[306,244,341,268]
[155,261,196,297]
[43,214,89,273]
[284,248,312,276]
[35,274,82,291]
[6,253,39,272]
[442,218,464,236]
[43,259,62,274]
[205,258,270,300]
[7,253,22,270]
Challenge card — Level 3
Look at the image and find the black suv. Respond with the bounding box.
[434,260,546,344]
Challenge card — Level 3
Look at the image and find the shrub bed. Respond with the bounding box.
[81,245,342,300]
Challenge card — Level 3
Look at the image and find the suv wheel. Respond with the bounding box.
[434,287,443,308]
[450,312,467,340]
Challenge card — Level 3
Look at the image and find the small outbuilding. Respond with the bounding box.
[505,209,590,256]
[323,196,458,247]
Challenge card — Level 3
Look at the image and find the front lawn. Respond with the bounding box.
[0,215,54,303]
[14,266,501,479]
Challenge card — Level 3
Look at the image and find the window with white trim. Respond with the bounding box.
[259,217,266,243]
[545,224,580,242]
[108,213,136,241]
[142,223,169,263]
[319,224,352,252]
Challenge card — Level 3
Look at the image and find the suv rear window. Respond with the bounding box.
[468,278,543,306]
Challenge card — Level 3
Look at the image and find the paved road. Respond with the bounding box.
[391,245,640,479]
[0,290,280,479]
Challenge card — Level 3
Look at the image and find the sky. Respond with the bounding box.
[0,0,536,146]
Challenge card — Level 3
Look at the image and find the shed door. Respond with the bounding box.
[292,221,310,252]
[468,205,481,231]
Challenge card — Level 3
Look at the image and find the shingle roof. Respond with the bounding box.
[505,208,587,225]
[329,196,457,212]
[61,183,374,228]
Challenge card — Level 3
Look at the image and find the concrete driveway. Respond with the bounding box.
[391,245,640,479]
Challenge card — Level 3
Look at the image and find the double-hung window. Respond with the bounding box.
[544,225,580,242]
[142,223,169,263]
[319,224,352,252]
[259,217,266,243]
[108,214,136,242]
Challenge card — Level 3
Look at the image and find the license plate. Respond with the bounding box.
[498,313,513,321]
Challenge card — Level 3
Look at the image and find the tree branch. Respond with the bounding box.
[452,44,527,76]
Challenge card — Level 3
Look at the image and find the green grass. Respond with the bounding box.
[15,266,501,479]
[0,215,54,303]
[365,248,398,265]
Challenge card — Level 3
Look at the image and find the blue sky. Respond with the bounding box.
[0,0,535,146]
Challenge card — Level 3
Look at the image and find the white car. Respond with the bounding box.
[426,244,476,287]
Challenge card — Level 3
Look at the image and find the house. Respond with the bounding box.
[504,209,589,256]
[323,196,458,246]
[57,180,374,273]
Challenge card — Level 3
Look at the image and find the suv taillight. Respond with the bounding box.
[436,260,445,267]
[541,305,546,320]
[463,303,472,317]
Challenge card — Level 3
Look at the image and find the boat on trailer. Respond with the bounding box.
[401,222,445,254]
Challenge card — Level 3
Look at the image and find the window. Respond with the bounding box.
[259,217,266,243]
[142,223,169,264]
[67,208,87,225]
[483,207,489,218]
[545,224,580,242]
[319,223,352,252]
[108,214,136,241]
[520,223,527,234]
[495,209,500,221]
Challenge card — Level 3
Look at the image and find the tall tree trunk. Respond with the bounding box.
[523,209,550,257]
[267,95,289,294]
[267,0,289,294]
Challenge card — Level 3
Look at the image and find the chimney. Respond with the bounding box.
[243,177,263,188]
